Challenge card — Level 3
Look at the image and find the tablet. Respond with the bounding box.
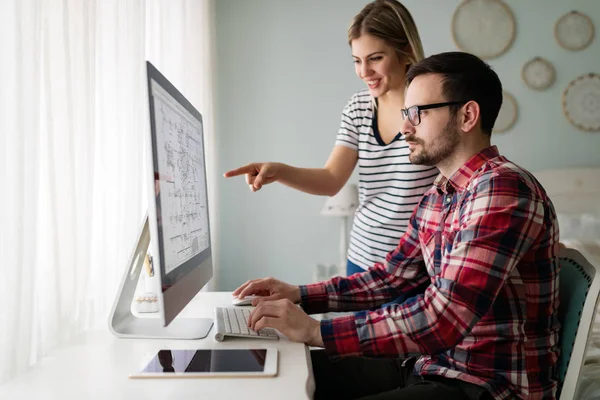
[129,348,278,378]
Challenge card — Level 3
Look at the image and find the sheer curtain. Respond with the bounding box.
[0,0,217,384]
[145,0,219,292]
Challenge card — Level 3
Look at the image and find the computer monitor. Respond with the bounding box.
[108,61,213,339]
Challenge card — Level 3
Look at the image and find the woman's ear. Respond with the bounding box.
[460,100,480,133]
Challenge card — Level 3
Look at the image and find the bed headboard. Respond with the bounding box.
[533,168,600,216]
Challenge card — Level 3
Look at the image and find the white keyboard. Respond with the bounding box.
[214,307,279,342]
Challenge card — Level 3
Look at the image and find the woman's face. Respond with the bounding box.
[351,33,407,98]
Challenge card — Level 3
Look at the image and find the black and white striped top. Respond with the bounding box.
[336,90,439,270]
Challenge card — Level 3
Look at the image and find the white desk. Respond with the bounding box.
[0,292,315,400]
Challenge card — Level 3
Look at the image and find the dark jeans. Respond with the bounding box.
[346,259,428,308]
[310,350,493,400]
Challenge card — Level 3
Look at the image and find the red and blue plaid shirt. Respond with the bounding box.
[300,146,560,400]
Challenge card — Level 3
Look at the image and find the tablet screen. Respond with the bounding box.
[141,349,267,373]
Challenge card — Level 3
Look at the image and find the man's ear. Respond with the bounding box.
[459,100,480,133]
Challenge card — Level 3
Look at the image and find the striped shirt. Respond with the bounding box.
[335,90,438,270]
[301,146,561,400]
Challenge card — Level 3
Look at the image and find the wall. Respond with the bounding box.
[215,0,600,290]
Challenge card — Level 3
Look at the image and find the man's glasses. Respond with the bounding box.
[401,101,467,126]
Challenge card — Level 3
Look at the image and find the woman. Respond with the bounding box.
[224,0,438,276]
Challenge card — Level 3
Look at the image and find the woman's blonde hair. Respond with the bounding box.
[348,0,424,70]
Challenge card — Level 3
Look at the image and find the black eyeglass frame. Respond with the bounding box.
[401,101,468,126]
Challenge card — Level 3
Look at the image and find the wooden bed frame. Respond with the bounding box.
[533,168,600,216]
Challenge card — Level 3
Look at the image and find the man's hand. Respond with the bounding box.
[223,162,282,192]
[248,299,323,347]
[233,277,301,305]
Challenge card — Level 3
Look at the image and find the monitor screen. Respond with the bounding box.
[146,61,213,326]
[149,78,210,289]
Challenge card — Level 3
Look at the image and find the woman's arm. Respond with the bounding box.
[223,145,358,196]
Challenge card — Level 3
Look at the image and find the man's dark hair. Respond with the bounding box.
[405,51,503,135]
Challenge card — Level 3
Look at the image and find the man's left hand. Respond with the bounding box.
[248,299,323,347]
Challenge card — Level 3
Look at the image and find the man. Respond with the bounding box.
[234,52,560,400]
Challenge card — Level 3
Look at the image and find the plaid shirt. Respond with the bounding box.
[300,146,560,400]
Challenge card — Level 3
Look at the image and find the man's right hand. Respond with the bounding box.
[232,277,301,306]
[223,162,282,192]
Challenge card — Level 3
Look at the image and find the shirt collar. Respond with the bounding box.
[434,146,500,194]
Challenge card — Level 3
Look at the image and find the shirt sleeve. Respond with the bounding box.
[299,203,429,314]
[318,173,548,359]
[334,93,362,150]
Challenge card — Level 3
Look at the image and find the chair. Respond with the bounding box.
[557,247,600,399]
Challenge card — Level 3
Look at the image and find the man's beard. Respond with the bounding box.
[408,118,460,166]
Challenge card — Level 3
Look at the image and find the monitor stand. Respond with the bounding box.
[108,214,213,339]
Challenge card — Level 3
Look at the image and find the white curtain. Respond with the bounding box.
[0,0,217,384]
[145,0,219,292]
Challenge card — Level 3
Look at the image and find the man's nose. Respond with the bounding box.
[400,114,415,137]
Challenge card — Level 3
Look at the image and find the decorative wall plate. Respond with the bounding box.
[522,57,556,91]
[562,73,600,132]
[493,91,518,133]
[555,11,595,51]
[451,0,516,59]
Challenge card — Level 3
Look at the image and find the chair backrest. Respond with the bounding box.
[557,247,600,399]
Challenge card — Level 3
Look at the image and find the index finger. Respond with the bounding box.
[223,164,256,178]
[248,302,284,329]
[232,280,254,297]
[237,281,267,299]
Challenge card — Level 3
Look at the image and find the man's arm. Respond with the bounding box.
[299,206,430,315]
[319,174,548,358]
